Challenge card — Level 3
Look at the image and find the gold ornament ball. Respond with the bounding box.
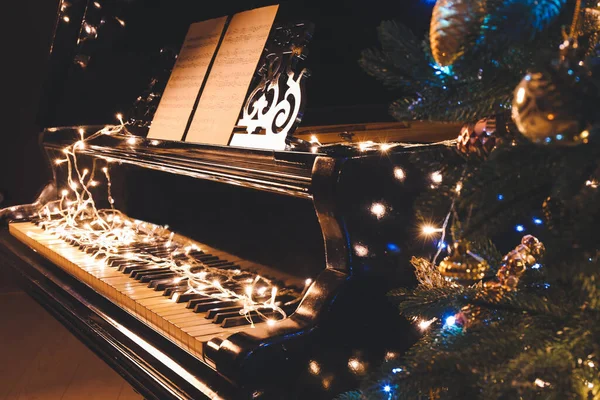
[430,0,486,66]
[512,72,588,145]
[438,240,489,283]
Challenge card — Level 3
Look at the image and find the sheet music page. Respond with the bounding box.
[185,5,279,145]
[147,17,227,141]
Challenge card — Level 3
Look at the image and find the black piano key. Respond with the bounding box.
[173,292,205,303]
[221,311,279,328]
[186,296,228,309]
[150,277,188,290]
[213,310,245,324]
[131,267,172,280]
[140,272,178,283]
[121,263,153,274]
[163,284,190,297]
[191,254,219,263]
[194,300,241,313]
[205,306,244,320]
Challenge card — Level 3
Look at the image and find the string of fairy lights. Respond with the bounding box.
[30,118,317,327]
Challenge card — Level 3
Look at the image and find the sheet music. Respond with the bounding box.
[185,5,279,145]
[147,17,227,141]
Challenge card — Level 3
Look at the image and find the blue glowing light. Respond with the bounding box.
[515,224,525,232]
[383,385,392,393]
[437,241,448,249]
[556,134,564,141]
[392,368,403,374]
[545,137,552,143]
[532,263,541,269]
[567,69,573,75]
[386,243,401,252]
[445,315,456,327]
[533,218,543,225]
[431,63,453,75]
[497,194,504,200]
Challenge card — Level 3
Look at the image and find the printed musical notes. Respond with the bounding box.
[147,17,227,141]
[185,5,279,145]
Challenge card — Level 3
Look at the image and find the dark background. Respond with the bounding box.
[0,0,433,207]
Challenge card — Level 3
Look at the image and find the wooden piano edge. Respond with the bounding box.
[0,230,235,400]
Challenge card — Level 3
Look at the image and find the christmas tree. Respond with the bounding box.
[341,0,600,398]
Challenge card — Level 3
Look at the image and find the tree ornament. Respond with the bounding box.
[438,240,489,284]
[511,39,595,145]
[454,304,483,330]
[456,117,498,158]
[429,0,486,66]
[491,235,545,291]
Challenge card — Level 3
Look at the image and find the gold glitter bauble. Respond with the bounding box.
[512,71,589,145]
[430,0,486,66]
[438,240,489,284]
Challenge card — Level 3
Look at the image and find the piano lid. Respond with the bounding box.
[37,0,435,131]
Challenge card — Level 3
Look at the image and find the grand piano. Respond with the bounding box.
[0,1,458,398]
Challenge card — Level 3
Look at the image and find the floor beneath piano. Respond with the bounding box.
[0,266,143,400]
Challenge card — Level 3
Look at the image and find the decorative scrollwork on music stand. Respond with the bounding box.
[230,22,314,151]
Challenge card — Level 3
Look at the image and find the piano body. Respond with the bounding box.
[0,1,457,398]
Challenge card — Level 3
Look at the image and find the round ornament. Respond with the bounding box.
[429,0,486,66]
[438,240,489,284]
[511,71,588,145]
[456,117,497,157]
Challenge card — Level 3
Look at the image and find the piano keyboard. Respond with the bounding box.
[9,221,296,359]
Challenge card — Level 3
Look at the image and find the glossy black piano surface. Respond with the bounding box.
[0,0,456,398]
[1,125,456,399]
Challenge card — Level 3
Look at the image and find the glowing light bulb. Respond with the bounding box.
[383,385,391,393]
[354,244,369,257]
[93,1,101,8]
[305,278,312,286]
[308,360,320,375]
[587,381,595,389]
[455,182,463,193]
[516,87,526,104]
[63,16,70,23]
[127,137,137,145]
[421,224,442,236]
[393,167,406,181]
[581,130,590,139]
[150,140,160,146]
[115,17,126,27]
[370,202,387,219]
[310,135,319,144]
[430,171,443,184]
[380,143,392,151]
[418,318,435,331]
[358,141,373,151]
[445,315,456,327]
[266,319,276,327]
[102,167,108,173]
[61,189,69,196]
[515,224,525,232]
[116,113,124,124]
